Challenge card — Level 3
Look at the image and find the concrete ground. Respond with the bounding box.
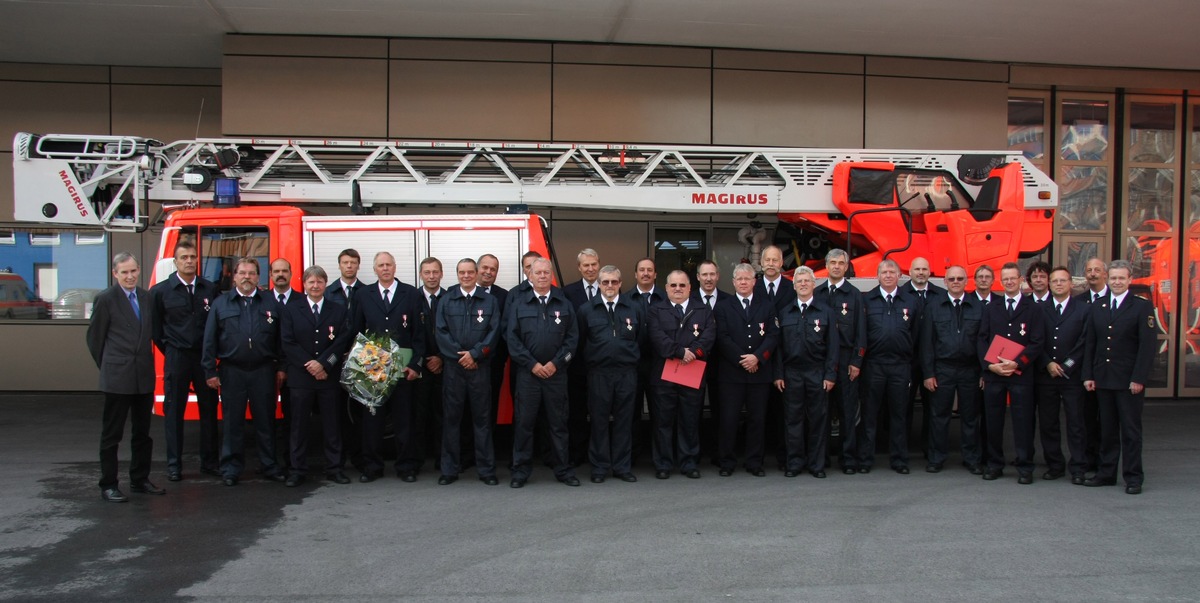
[0,392,1198,602]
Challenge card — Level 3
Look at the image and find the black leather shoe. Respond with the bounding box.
[1070,474,1085,486]
[359,472,380,483]
[1125,484,1143,495]
[285,475,305,487]
[857,466,871,474]
[811,470,827,479]
[962,462,983,475]
[842,467,856,475]
[591,475,605,484]
[398,471,417,483]
[479,475,498,486]
[982,469,1003,481]
[327,471,351,484]
[560,476,581,487]
[1017,473,1033,485]
[615,473,637,483]
[101,488,128,503]
[1042,469,1065,480]
[893,466,910,475]
[131,480,166,495]
[718,468,733,477]
[262,473,286,483]
[167,471,182,482]
[683,469,701,479]
[747,468,766,477]
[925,464,942,473]
[223,477,238,487]
[200,467,221,477]
[656,470,671,479]
[438,474,458,485]
[784,470,801,478]
[510,478,526,488]
[1084,477,1116,487]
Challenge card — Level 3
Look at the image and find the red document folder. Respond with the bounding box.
[661,358,706,389]
[984,335,1025,375]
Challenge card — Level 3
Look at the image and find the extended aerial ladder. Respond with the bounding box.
[12,132,1058,275]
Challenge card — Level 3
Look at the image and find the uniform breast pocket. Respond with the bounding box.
[163,296,188,312]
[933,318,957,339]
[470,311,495,331]
[961,318,981,338]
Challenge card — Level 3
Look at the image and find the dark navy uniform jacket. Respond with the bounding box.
[504,287,578,369]
[1082,294,1156,389]
[755,276,796,312]
[977,294,1045,384]
[773,297,837,382]
[815,279,867,369]
[862,286,920,364]
[713,295,779,384]
[1037,296,1089,384]
[151,273,219,352]
[578,294,644,369]
[281,296,353,390]
[435,287,501,362]
[202,289,284,378]
[646,299,716,382]
[326,279,369,312]
[919,293,982,376]
[351,282,425,373]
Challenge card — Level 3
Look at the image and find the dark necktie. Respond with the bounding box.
[186,283,194,300]
[885,294,893,311]
[742,298,750,314]
[800,302,808,316]
[953,298,962,328]
[1111,298,1118,317]
[1007,298,1015,318]
[607,300,615,320]
[312,302,320,320]
[1093,292,1101,303]
[278,292,286,304]
[768,282,775,297]
[918,290,926,300]
[539,295,547,312]
[587,284,595,299]
[128,291,140,320]
[382,289,390,305]
[675,303,684,320]
[1056,302,1063,315]
[705,294,713,309]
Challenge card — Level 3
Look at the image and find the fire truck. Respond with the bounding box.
[11,132,1059,419]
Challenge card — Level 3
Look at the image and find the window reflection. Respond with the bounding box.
[0,228,108,320]
[1058,166,1108,230]
[1061,100,1110,161]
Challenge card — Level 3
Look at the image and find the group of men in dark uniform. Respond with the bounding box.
[93,241,1154,501]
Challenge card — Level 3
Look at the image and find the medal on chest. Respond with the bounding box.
[477,309,484,323]
[901,308,909,322]
[841,302,848,316]
[328,326,335,341]
[627,318,633,331]
[554,311,561,325]
[266,311,273,324]
[758,322,765,336]
[402,314,408,328]
[1019,323,1026,337]
[693,323,700,337]
[814,319,821,333]
[203,297,210,311]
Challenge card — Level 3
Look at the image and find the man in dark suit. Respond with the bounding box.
[1078,257,1111,472]
[971,263,996,466]
[88,251,164,502]
[150,240,220,482]
[773,266,836,478]
[1082,260,1156,495]
[562,248,601,467]
[435,258,502,486]
[860,259,921,474]
[714,263,779,477]
[269,258,305,473]
[754,245,792,468]
[203,257,287,486]
[325,248,369,474]
[579,265,644,483]
[1038,266,1091,484]
[410,257,446,473]
[476,253,509,458]
[816,249,867,474]
[648,270,717,479]
[628,257,664,464]
[281,265,354,486]
[901,256,944,460]
[978,262,1045,484]
[350,251,425,483]
[692,259,730,459]
[919,265,983,474]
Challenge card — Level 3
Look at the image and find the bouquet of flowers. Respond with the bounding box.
[340,332,411,415]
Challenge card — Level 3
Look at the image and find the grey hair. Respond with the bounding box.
[732,263,755,277]
[302,265,328,282]
[877,258,900,272]
[598,265,621,279]
[825,248,849,263]
[111,251,138,271]
[1108,259,1136,278]
[793,266,816,280]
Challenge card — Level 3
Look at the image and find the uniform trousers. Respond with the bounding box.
[859,360,911,469]
[512,369,572,481]
[361,380,415,476]
[287,387,343,475]
[567,370,590,467]
[218,363,279,479]
[161,346,219,473]
[408,370,443,470]
[1036,380,1088,476]
[926,363,981,467]
[716,381,770,471]
[829,348,861,469]
[1095,388,1144,486]
[655,379,708,472]
[1083,390,1101,471]
[982,380,1036,474]
[99,392,154,490]
[588,367,637,477]
[440,361,495,478]
[781,366,828,473]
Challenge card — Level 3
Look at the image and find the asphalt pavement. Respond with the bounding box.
[1,392,1198,602]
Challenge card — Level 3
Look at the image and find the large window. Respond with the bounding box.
[0,228,108,320]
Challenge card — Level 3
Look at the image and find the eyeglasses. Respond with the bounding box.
[944,276,966,282]
[667,283,688,288]
[599,279,620,286]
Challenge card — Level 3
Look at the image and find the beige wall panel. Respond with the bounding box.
[867,57,1008,82]
[224,34,387,58]
[555,44,709,68]
[390,39,551,62]
[550,219,650,283]
[713,70,864,147]
[0,324,96,390]
[1010,64,1200,92]
[112,85,222,141]
[223,56,387,137]
[865,77,1007,149]
[715,50,863,74]
[389,60,551,140]
[112,67,221,86]
[0,62,108,83]
[553,64,711,144]
[0,82,110,153]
